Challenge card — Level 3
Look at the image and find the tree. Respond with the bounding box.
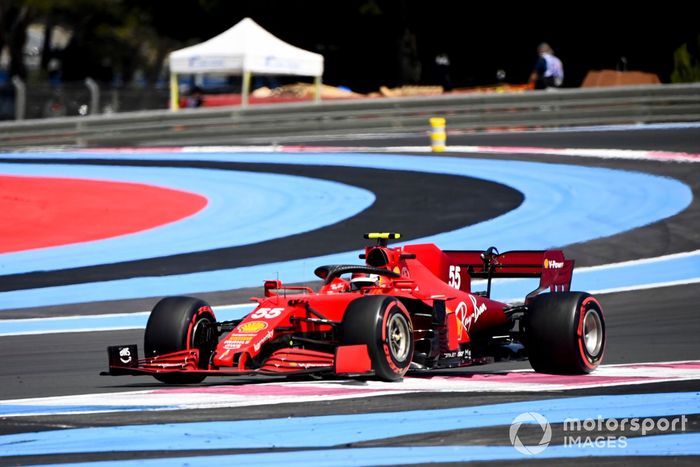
[671,35,700,83]
[0,0,37,79]
[0,0,186,86]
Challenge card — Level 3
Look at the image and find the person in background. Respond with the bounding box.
[529,42,564,89]
[186,86,204,108]
[435,52,452,91]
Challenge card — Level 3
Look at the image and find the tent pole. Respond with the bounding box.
[170,73,179,111]
[314,76,322,104]
[242,70,251,107]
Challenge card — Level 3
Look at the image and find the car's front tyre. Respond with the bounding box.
[144,296,217,384]
[342,295,414,381]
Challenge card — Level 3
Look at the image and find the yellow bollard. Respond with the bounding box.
[429,117,446,152]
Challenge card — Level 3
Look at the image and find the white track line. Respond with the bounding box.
[1,360,698,417]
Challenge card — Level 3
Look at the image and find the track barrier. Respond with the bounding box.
[1,83,699,149]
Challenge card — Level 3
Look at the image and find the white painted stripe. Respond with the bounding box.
[499,277,700,304]
[577,249,700,270]
[2,326,144,337]
[179,144,700,163]
[0,303,254,337]
[384,145,700,162]
[500,276,700,303]
[1,311,149,324]
[1,360,698,417]
[462,121,700,133]
[598,358,700,367]
[589,277,700,295]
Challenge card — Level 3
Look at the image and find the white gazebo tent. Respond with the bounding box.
[168,17,324,110]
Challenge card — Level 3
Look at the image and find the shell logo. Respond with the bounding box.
[237,321,268,333]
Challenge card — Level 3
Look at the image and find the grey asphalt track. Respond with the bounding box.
[0,126,699,465]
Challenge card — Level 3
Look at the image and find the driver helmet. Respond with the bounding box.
[350,273,380,291]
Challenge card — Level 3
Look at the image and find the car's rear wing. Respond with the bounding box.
[444,248,574,299]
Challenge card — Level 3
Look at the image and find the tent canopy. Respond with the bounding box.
[168,17,323,109]
[169,17,323,77]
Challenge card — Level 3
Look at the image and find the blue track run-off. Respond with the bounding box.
[1,392,698,462]
[1,151,698,465]
[0,152,694,310]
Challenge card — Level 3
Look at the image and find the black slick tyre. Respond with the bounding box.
[342,295,414,381]
[525,292,605,374]
[144,296,217,384]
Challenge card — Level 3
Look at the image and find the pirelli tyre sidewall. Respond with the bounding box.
[144,296,217,384]
[525,292,605,374]
[342,295,414,381]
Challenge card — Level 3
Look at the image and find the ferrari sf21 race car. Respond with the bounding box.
[104,233,606,383]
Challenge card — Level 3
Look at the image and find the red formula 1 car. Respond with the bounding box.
[104,233,605,383]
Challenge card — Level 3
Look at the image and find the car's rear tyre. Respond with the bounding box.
[525,292,605,374]
[342,295,414,381]
[144,296,217,384]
